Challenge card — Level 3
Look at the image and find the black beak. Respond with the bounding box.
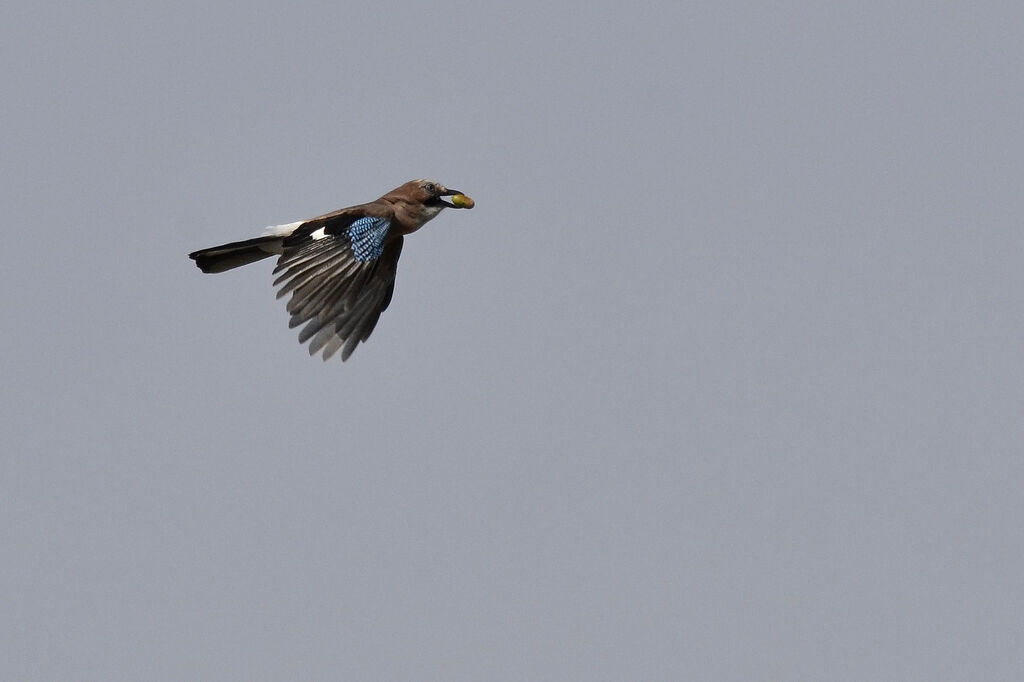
[436,188,474,209]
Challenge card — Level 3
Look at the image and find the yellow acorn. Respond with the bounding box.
[451,193,475,209]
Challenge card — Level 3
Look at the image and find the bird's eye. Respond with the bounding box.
[423,182,437,194]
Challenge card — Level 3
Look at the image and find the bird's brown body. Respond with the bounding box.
[189,180,473,360]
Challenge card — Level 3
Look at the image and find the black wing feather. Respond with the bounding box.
[274,232,404,361]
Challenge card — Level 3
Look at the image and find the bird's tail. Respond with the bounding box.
[189,236,282,273]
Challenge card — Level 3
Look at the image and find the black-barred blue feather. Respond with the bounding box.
[348,216,391,262]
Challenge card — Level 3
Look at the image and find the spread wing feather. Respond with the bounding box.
[272,216,403,361]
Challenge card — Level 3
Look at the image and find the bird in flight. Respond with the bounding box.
[189,179,475,361]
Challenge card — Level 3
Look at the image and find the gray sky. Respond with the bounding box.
[3,0,1023,679]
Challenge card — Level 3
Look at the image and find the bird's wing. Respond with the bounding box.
[272,213,404,361]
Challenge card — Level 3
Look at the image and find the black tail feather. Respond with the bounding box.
[189,236,281,273]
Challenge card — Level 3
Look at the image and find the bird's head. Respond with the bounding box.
[380,180,474,232]
[386,179,474,215]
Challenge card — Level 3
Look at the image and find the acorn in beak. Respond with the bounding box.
[438,188,475,209]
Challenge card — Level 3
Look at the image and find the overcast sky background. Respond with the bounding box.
[3,1,1023,679]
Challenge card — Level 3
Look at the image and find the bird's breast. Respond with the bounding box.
[395,204,444,235]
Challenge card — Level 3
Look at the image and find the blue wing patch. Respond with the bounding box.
[347,216,391,262]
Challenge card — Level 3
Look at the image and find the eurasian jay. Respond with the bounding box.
[189,179,474,361]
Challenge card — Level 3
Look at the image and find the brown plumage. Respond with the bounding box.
[189,180,474,361]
